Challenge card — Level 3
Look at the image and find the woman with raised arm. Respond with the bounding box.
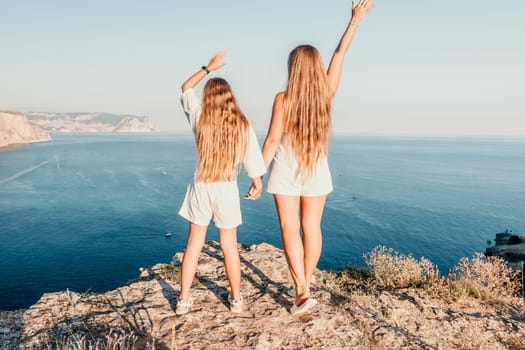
[177,52,266,315]
[255,0,374,315]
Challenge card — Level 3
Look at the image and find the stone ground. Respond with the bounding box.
[1,241,524,349]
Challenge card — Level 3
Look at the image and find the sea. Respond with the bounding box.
[1,133,524,310]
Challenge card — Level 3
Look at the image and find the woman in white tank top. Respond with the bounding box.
[249,0,375,315]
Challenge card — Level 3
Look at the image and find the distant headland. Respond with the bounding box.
[1,109,158,148]
[25,112,157,133]
[0,111,51,148]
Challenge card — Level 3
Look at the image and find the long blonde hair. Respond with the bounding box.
[283,45,332,178]
[196,78,249,182]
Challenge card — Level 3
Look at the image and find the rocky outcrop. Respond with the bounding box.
[1,242,524,350]
[0,111,51,148]
[26,112,157,133]
[113,116,157,132]
[486,232,525,270]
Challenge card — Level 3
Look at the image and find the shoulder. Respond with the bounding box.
[181,86,193,94]
[181,87,197,99]
[247,123,257,134]
[273,91,285,109]
[181,87,201,105]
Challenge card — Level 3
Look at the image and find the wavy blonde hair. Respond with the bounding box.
[196,78,249,182]
[283,45,332,178]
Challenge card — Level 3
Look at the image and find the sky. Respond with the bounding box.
[1,0,524,135]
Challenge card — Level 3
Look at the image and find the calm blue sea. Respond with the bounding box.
[1,133,524,310]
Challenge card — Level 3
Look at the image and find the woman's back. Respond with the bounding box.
[181,81,265,184]
[282,46,332,178]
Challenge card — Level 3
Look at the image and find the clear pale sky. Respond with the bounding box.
[1,0,524,134]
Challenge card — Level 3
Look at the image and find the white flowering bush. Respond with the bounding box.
[447,253,520,301]
[364,246,440,289]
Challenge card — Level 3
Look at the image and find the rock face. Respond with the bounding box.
[0,111,51,148]
[26,112,157,132]
[486,232,525,270]
[1,242,524,350]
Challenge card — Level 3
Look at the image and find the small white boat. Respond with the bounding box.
[165,232,172,238]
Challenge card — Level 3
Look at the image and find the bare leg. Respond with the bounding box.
[219,227,241,301]
[179,222,207,301]
[300,195,327,290]
[274,194,309,305]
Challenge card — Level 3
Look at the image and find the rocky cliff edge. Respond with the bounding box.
[1,242,524,350]
[0,111,51,148]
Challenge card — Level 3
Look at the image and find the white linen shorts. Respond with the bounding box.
[266,158,333,197]
[179,180,242,229]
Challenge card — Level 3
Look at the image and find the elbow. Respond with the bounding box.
[181,79,194,93]
[330,87,337,99]
[262,137,281,165]
[264,137,281,150]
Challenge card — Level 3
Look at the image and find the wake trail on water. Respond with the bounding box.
[0,161,48,184]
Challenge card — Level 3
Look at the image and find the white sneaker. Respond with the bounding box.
[176,297,194,315]
[228,293,243,313]
[290,298,317,315]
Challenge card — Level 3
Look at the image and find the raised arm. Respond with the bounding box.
[181,51,227,92]
[327,0,374,97]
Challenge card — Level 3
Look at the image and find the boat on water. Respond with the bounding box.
[165,232,172,238]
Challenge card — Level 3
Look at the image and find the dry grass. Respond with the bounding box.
[43,329,141,350]
[159,264,200,288]
[445,253,521,302]
[41,326,184,350]
[159,264,182,284]
[324,265,373,297]
[364,246,440,290]
[331,246,522,304]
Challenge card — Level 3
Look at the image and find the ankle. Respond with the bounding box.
[229,290,241,301]
[230,295,243,304]
[295,294,309,306]
[295,285,308,296]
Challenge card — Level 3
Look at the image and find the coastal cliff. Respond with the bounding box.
[1,242,523,350]
[25,112,157,133]
[0,111,51,148]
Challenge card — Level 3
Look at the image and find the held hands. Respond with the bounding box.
[206,51,227,72]
[244,177,263,200]
[351,0,375,24]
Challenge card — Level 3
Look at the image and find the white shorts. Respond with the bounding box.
[179,180,242,229]
[266,156,333,197]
